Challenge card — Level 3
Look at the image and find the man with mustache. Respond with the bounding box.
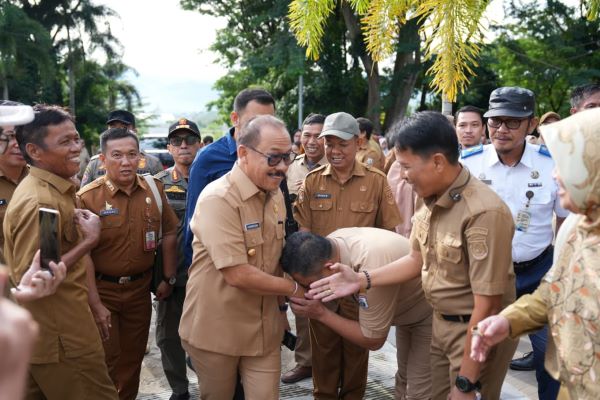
[179,115,305,399]
[77,127,179,400]
[293,111,401,399]
[154,118,202,400]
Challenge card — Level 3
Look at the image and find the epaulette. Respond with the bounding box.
[306,164,327,176]
[538,144,552,158]
[460,143,483,159]
[77,175,104,196]
[365,164,387,178]
[154,169,169,180]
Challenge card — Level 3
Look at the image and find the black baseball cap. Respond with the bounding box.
[484,87,535,118]
[168,118,200,138]
[107,110,136,126]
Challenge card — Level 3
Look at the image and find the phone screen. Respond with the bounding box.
[39,208,61,270]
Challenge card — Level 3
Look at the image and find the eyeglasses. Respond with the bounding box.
[487,117,527,130]
[0,132,16,143]
[169,136,199,146]
[246,146,297,166]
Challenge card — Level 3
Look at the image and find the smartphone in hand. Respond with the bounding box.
[38,208,60,271]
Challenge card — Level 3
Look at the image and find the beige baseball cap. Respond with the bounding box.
[319,112,359,140]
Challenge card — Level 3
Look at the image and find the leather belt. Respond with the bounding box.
[513,245,553,271]
[95,271,147,284]
[440,314,471,323]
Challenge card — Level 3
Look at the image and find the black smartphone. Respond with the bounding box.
[38,208,61,271]
[282,330,297,351]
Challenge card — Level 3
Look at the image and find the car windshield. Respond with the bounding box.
[139,137,168,150]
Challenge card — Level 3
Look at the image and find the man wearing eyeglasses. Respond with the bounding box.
[460,87,568,400]
[0,100,29,262]
[153,118,202,400]
[293,112,401,399]
[179,115,305,399]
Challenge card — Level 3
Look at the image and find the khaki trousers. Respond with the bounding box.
[97,273,152,400]
[294,314,312,367]
[26,342,118,400]
[430,314,517,400]
[310,296,369,400]
[394,313,433,400]
[183,341,281,400]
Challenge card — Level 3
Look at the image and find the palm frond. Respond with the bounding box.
[584,0,599,20]
[362,0,414,62]
[288,0,336,60]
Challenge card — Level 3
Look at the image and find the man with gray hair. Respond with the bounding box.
[179,115,304,399]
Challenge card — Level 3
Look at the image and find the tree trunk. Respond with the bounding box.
[341,3,381,132]
[67,26,76,115]
[382,18,422,132]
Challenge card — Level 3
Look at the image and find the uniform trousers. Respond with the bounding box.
[97,272,152,400]
[430,313,517,400]
[26,341,118,400]
[515,246,560,400]
[182,340,280,400]
[309,296,369,400]
[394,313,433,400]
[156,285,189,395]
[294,314,312,367]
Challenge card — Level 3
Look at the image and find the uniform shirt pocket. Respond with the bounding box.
[243,228,264,268]
[350,201,375,213]
[309,199,333,212]
[437,235,467,283]
[100,213,124,229]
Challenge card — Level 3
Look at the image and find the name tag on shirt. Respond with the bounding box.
[481,180,492,185]
[100,208,119,216]
[245,222,260,230]
[528,182,542,188]
[315,193,331,199]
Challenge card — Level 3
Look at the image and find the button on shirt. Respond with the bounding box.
[4,166,102,363]
[331,227,430,339]
[460,143,569,263]
[183,127,237,266]
[409,167,516,315]
[77,175,178,277]
[179,163,286,356]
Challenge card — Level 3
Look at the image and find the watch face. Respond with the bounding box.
[168,276,176,285]
[455,376,472,392]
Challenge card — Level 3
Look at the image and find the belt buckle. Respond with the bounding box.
[118,276,131,284]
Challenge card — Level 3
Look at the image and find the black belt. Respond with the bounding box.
[440,314,471,323]
[513,245,553,271]
[95,271,147,284]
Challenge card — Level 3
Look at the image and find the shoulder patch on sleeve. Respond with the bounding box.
[460,143,483,159]
[538,144,552,158]
[77,177,103,196]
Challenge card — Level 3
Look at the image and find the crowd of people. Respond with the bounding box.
[0,82,598,400]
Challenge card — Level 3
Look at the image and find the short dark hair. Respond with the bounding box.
[100,127,139,153]
[302,113,326,127]
[356,117,374,139]
[392,111,459,165]
[570,84,600,109]
[16,104,74,164]
[233,88,276,114]
[455,105,484,125]
[280,232,332,277]
[202,135,213,145]
[238,115,288,149]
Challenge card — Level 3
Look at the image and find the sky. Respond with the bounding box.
[100,0,227,122]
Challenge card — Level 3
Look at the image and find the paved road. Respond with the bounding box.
[137,309,538,399]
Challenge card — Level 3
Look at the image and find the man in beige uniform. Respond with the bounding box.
[0,100,28,261]
[281,112,327,384]
[179,115,306,400]
[281,228,432,400]
[5,104,117,400]
[310,111,518,400]
[355,117,385,171]
[294,112,401,399]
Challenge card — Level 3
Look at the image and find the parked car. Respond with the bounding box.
[139,132,174,169]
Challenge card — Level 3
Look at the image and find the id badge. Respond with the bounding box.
[515,209,531,232]
[144,230,157,251]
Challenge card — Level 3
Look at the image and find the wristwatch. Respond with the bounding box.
[163,275,177,286]
[279,304,289,312]
[455,375,481,393]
